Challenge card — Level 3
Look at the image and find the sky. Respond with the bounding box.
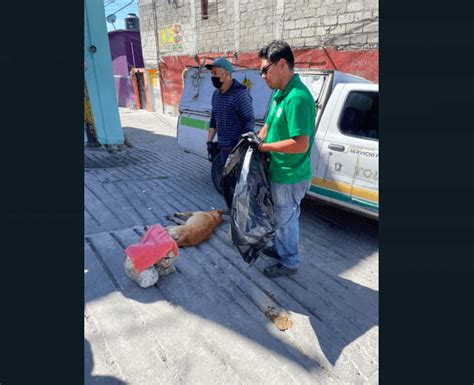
[104,0,139,31]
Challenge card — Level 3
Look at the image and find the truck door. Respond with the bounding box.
[314,84,379,215]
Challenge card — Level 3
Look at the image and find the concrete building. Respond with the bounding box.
[138,0,378,116]
[108,30,145,109]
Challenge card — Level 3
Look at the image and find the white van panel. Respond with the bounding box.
[179,67,273,122]
[177,112,211,159]
[177,112,265,159]
[178,67,273,158]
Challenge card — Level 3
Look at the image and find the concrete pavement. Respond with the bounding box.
[84,108,379,384]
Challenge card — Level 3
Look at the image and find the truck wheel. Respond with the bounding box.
[211,156,224,195]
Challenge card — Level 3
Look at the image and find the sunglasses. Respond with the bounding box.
[260,62,275,76]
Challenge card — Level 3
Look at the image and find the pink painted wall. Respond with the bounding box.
[159,49,378,115]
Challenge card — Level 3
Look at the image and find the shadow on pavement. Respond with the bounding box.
[85,338,127,385]
[84,125,379,374]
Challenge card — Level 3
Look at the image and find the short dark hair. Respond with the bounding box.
[258,40,295,70]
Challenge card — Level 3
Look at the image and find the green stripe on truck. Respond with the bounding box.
[180,116,209,130]
[310,185,379,213]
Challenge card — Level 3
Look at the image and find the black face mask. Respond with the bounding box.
[211,76,224,89]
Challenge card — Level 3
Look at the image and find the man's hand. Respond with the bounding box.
[206,141,214,153]
[207,141,219,162]
[241,132,263,150]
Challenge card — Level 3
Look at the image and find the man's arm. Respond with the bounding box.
[208,109,217,142]
[207,127,217,142]
[258,124,269,140]
[235,90,255,133]
[259,135,309,154]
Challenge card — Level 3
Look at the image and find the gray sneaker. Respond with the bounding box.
[263,263,298,278]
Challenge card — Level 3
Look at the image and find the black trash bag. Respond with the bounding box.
[222,135,275,264]
[222,137,248,209]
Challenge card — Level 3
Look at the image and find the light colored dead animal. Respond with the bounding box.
[165,210,224,247]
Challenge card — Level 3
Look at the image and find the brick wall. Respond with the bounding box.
[138,2,159,68]
[280,0,378,50]
[138,0,378,115]
[140,0,378,57]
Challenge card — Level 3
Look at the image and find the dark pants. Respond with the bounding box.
[219,148,232,164]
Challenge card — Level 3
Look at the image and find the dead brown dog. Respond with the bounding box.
[165,210,224,247]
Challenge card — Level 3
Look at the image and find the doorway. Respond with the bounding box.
[135,71,146,109]
[131,68,149,110]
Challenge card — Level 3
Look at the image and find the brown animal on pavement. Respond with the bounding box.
[165,210,224,247]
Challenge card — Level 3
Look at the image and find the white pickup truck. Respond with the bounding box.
[177,67,378,219]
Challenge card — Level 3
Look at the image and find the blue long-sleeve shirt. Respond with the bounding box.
[209,79,255,149]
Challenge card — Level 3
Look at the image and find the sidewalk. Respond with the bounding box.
[84,109,379,385]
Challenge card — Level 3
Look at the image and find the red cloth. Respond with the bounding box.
[125,224,179,272]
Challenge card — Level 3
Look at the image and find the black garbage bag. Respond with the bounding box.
[222,135,275,264]
[222,137,248,209]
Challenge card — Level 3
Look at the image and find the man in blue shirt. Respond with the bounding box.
[206,58,255,163]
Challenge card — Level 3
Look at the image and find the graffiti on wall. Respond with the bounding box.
[158,24,183,53]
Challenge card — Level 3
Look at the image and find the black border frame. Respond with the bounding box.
[1,0,472,384]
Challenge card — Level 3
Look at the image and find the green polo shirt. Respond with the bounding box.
[265,74,316,184]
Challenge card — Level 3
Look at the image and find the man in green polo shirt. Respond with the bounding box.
[249,40,315,278]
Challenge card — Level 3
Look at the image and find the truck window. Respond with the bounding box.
[338,91,378,140]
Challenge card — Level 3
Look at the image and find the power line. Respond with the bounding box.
[110,0,135,16]
[106,0,137,30]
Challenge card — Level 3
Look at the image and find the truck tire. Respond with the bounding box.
[211,156,224,195]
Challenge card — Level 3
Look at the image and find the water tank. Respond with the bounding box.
[125,13,140,30]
